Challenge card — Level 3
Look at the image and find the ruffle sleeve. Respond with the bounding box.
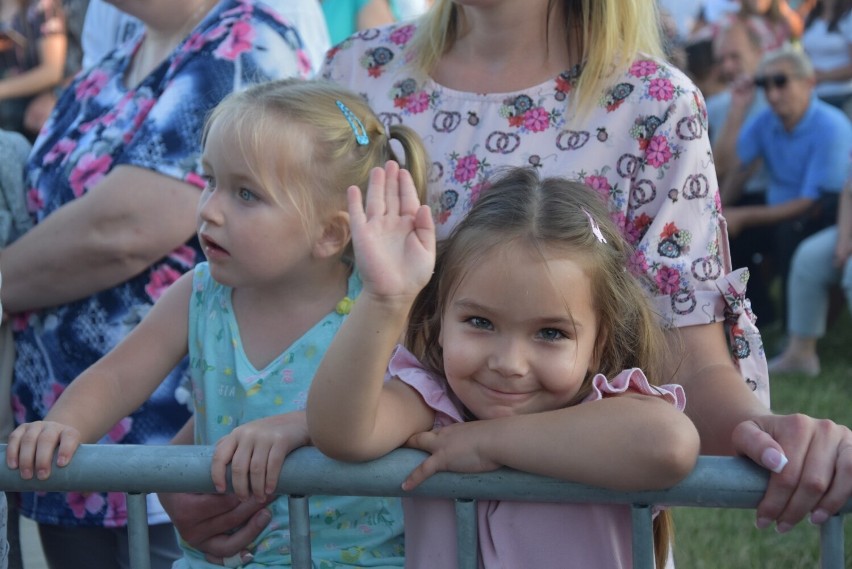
[387,345,465,426]
[584,368,686,412]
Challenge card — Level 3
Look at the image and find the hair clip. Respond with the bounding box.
[336,100,369,146]
[582,208,608,244]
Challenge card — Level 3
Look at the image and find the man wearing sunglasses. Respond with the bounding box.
[722,44,852,328]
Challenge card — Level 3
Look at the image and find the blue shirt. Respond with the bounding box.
[737,95,852,206]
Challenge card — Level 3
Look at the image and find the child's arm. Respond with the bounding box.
[6,272,193,480]
[307,161,436,461]
[404,392,700,491]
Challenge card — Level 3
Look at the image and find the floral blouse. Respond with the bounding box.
[321,22,769,404]
[11,0,310,528]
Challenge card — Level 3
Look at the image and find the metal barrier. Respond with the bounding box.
[0,445,849,569]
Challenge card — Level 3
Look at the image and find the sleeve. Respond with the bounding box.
[387,345,464,426]
[736,111,765,166]
[582,368,686,412]
[117,3,310,186]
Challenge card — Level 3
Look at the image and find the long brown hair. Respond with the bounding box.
[406,167,674,567]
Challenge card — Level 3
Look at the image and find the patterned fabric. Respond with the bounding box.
[321,21,769,403]
[180,263,404,569]
[388,345,685,569]
[11,0,310,528]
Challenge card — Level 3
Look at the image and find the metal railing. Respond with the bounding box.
[0,445,849,569]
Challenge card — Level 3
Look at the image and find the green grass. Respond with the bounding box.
[672,311,852,567]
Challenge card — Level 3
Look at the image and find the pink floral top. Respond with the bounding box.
[388,345,685,569]
[322,22,769,404]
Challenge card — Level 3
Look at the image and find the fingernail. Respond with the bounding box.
[810,509,829,525]
[57,456,67,467]
[37,469,47,480]
[240,552,254,564]
[760,448,788,474]
[755,517,772,529]
[776,522,793,534]
[256,508,272,526]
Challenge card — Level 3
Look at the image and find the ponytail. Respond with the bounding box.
[388,124,430,203]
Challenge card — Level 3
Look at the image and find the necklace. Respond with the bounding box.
[126,0,216,87]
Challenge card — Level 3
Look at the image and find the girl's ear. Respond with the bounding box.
[313,211,351,259]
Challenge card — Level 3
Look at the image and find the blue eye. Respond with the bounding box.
[200,174,215,189]
[466,316,493,330]
[237,187,257,201]
[538,328,567,342]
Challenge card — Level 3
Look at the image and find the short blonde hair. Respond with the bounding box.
[411,0,665,117]
[203,79,430,232]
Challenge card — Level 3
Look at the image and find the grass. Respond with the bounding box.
[672,310,852,567]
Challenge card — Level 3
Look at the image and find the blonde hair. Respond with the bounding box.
[406,167,673,567]
[202,78,430,238]
[411,0,665,116]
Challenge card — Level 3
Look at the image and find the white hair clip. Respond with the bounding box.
[582,208,608,244]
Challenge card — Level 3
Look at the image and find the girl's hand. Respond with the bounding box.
[211,412,311,501]
[348,161,435,300]
[402,422,501,491]
[5,420,83,480]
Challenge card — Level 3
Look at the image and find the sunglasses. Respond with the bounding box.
[754,74,790,90]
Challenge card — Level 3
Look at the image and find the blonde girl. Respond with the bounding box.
[7,78,429,569]
[308,165,700,568]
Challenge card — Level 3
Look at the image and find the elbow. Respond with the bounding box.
[648,418,701,488]
[307,417,380,463]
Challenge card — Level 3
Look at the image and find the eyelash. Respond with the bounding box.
[537,328,568,342]
[465,318,568,342]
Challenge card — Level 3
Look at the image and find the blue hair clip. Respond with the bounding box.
[336,100,370,146]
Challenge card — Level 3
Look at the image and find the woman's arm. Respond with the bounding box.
[0,31,65,100]
[405,392,700,491]
[665,322,852,530]
[1,165,200,313]
[5,272,193,478]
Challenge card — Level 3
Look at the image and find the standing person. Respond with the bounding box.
[0,270,7,569]
[321,0,395,45]
[307,164,700,569]
[800,0,852,111]
[725,0,803,50]
[0,0,67,138]
[6,78,430,569]
[723,45,852,327]
[0,2,312,568]
[768,161,852,376]
[319,0,852,535]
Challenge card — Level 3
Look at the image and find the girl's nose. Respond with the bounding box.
[197,188,223,225]
[488,337,528,377]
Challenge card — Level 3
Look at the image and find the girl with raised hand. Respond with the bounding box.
[307,164,701,569]
[6,78,430,569]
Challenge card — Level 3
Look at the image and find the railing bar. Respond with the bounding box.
[454,498,478,569]
[288,494,312,569]
[631,504,655,569]
[819,514,845,569]
[126,492,152,569]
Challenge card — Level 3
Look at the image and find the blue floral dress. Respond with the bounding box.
[11,0,310,528]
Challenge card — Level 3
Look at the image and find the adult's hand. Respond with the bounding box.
[158,492,270,561]
[732,414,852,532]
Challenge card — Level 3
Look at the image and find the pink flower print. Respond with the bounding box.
[405,91,430,114]
[214,20,255,60]
[648,78,674,102]
[169,245,197,269]
[75,69,109,100]
[107,417,133,443]
[145,265,182,301]
[104,493,128,527]
[26,188,44,213]
[655,266,682,295]
[645,135,672,168]
[629,60,659,78]
[67,492,106,519]
[69,153,113,198]
[42,382,65,409]
[43,138,77,165]
[389,24,415,46]
[523,107,550,132]
[628,249,649,276]
[626,212,652,245]
[583,175,612,200]
[453,154,480,183]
